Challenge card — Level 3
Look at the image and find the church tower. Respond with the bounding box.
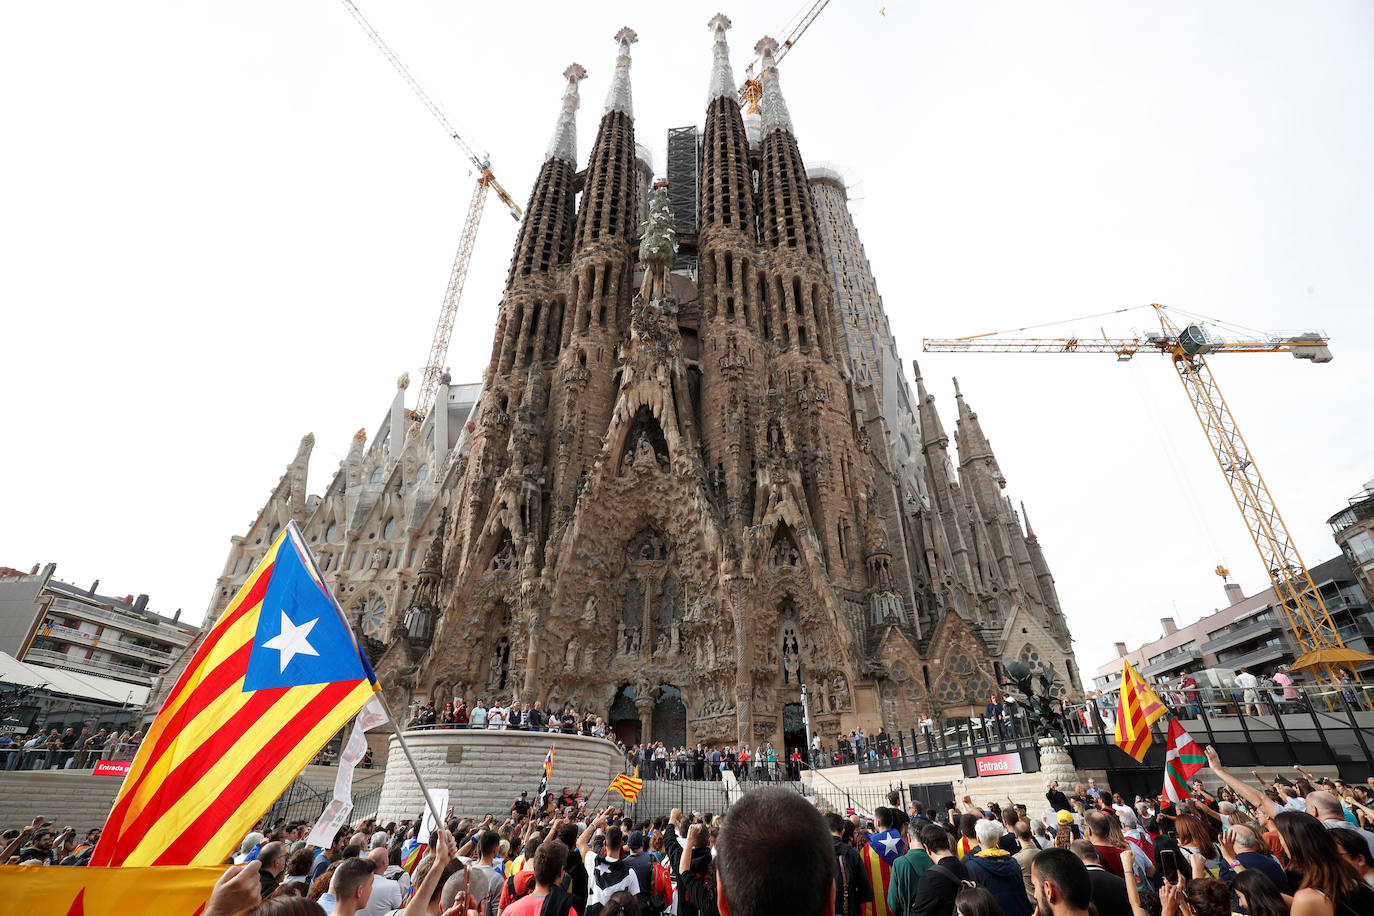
[371,19,1079,749]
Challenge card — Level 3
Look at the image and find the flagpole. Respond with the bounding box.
[377,693,448,836]
[281,521,445,835]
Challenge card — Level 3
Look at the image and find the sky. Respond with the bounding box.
[2,1,1371,688]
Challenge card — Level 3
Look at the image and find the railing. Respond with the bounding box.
[1140,648,1202,676]
[22,647,154,681]
[46,596,193,645]
[1200,614,1281,654]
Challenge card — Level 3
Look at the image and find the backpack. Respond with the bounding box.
[650,856,673,912]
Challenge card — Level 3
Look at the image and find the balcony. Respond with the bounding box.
[23,647,155,684]
[1202,614,1282,655]
[1215,642,1288,671]
[37,624,176,666]
[1141,648,1202,677]
[47,596,193,645]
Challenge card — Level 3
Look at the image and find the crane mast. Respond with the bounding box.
[739,0,832,113]
[924,304,1368,695]
[339,0,521,431]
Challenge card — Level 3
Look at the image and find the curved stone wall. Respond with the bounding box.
[377,729,624,821]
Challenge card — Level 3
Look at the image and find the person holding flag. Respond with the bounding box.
[859,807,905,916]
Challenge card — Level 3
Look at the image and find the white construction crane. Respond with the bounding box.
[340,1,521,432]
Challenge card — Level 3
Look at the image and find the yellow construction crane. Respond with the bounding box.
[924,304,1372,695]
[739,0,832,113]
[340,1,521,432]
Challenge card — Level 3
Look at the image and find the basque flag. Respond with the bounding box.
[93,522,379,866]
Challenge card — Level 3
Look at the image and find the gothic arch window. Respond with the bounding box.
[269,524,282,542]
[417,464,429,483]
[383,517,397,540]
[370,467,384,485]
[326,521,338,542]
[1018,644,1041,665]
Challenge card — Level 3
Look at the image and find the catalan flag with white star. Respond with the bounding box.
[92,521,379,866]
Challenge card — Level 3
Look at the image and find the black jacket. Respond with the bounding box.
[911,856,972,916]
[1084,865,1133,916]
[679,847,719,916]
[1046,788,1071,812]
[834,835,874,916]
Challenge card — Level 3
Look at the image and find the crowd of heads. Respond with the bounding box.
[7,744,1374,916]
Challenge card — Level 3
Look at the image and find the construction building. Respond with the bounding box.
[1093,554,1374,691]
[0,565,195,687]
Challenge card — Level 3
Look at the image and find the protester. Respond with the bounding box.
[1229,870,1287,916]
[889,818,935,916]
[1068,840,1132,916]
[964,819,1032,916]
[328,856,377,916]
[1031,848,1093,916]
[910,823,972,916]
[827,811,873,916]
[1274,809,1374,916]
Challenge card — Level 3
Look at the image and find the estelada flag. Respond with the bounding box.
[1114,660,1168,762]
[1162,717,1207,802]
[0,864,223,915]
[543,744,555,779]
[609,773,644,802]
[92,521,380,867]
[860,828,905,916]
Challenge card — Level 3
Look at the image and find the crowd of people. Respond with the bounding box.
[0,725,141,770]
[7,743,1374,916]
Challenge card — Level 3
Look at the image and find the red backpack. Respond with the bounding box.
[650,856,673,912]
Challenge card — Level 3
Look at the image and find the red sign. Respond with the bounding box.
[974,752,1024,777]
[93,760,131,777]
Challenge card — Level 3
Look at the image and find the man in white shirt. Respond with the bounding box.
[1234,667,1260,716]
[358,847,403,916]
[487,702,508,730]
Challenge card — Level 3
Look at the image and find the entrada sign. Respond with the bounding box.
[974,752,1023,776]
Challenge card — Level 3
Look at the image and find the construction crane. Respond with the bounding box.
[924,304,1372,697]
[738,0,832,113]
[340,0,521,432]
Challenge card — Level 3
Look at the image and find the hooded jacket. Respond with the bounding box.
[965,850,1033,916]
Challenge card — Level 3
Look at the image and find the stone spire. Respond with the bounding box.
[754,36,794,136]
[546,64,586,163]
[707,14,736,102]
[604,27,637,116]
[699,15,756,235]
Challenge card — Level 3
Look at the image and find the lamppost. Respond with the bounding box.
[801,678,814,768]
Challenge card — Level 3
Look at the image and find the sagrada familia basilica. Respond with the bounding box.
[151,18,1080,754]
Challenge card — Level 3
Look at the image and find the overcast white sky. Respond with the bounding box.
[2,2,1371,687]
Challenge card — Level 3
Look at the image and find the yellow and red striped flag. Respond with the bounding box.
[543,744,555,779]
[1114,660,1168,762]
[0,864,224,915]
[609,773,644,802]
[92,522,379,866]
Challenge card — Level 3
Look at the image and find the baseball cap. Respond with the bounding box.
[1056,811,1075,826]
[627,830,644,850]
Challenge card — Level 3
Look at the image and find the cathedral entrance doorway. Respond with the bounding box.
[782,702,806,779]
[610,684,641,746]
[651,685,685,748]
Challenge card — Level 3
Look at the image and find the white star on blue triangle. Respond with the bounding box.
[243,534,373,691]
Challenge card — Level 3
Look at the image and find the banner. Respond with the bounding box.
[418,788,450,845]
[305,694,388,848]
[93,760,131,777]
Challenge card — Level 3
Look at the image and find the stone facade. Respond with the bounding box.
[151,20,1080,756]
[376,730,622,822]
[376,20,1079,756]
